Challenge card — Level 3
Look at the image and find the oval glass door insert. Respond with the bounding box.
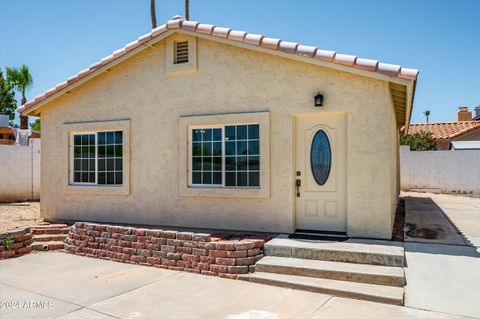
[310,130,332,185]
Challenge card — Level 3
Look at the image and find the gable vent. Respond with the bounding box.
[174,41,189,64]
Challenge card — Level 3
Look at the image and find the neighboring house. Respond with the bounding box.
[409,107,480,150]
[19,18,418,239]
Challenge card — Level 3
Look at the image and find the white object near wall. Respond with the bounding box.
[0,139,40,202]
[400,145,480,194]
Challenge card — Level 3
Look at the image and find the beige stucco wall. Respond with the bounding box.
[38,32,399,239]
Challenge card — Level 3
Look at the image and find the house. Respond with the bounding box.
[409,107,480,150]
[19,17,418,239]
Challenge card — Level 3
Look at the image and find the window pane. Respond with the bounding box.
[212,142,222,155]
[192,157,201,170]
[81,135,88,145]
[203,129,212,141]
[225,141,235,156]
[225,126,235,140]
[236,125,247,140]
[81,159,88,171]
[237,172,247,186]
[107,172,115,184]
[115,172,123,185]
[114,131,122,144]
[74,135,81,145]
[115,158,123,171]
[89,159,95,171]
[114,145,122,157]
[225,172,236,186]
[249,172,259,187]
[202,142,212,156]
[248,141,259,155]
[81,172,89,183]
[98,159,105,171]
[213,172,222,184]
[74,159,81,171]
[237,141,247,156]
[213,128,222,141]
[248,124,259,140]
[74,146,81,158]
[89,134,95,145]
[192,129,202,142]
[107,145,114,157]
[74,172,81,183]
[89,172,95,183]
[248,156,259,170]
[202,172,212,184]
[202,157,211,170]
[98,146,105,157]
[212,157,222,171]
[237,156,247,170]
[107,159,114,171]
[192,143,202,156]
[225,156,235,171]
[98,132,106,145]
[106,132,114,144]
[98,172,106,184]
[192,172,202,184]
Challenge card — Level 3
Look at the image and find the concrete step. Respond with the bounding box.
[256,256,405,287]
[247,271,404,305]
[33,234,66,242]
[264,235,405,267]
[31,241,65,251]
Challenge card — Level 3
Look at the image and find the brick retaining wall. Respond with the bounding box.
[65,222,265,279]
[0,227,33,259]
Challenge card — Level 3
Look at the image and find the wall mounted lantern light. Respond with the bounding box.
[314,93,324,107]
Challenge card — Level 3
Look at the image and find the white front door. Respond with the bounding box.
[295,113,347,232]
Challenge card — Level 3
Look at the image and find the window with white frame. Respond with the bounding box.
[71,131,123,185]
[190,124,260,188]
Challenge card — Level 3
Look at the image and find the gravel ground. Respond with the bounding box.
[0,202,43,233]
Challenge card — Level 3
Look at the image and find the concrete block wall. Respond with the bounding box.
[400,145,480,194]
[0,139,40,202]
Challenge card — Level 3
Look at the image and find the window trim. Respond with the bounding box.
[62,119,130,196]
[179,112,270,199]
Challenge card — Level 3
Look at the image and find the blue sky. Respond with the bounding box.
[1,0,479,124]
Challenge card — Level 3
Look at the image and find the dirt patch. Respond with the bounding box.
[391,198,405,242]
[0,202,43,233]
[405,225,440,239]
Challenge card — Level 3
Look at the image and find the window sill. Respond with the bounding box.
[180,186,268,199]
[64,184,129,196]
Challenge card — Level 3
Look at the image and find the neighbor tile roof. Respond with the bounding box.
[409,121,480,139]
[19,18,419,114]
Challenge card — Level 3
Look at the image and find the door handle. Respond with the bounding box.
[296,179,301,197]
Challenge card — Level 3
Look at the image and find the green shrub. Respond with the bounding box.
[400,131,437,151]
[1,234,14,250]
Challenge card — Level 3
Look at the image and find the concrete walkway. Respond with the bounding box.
[403,192,480,318]
[0,252,465,319]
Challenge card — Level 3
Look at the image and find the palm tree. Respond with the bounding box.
[6,65,33,129]
[423,110,431,123]
[150,0,157,29]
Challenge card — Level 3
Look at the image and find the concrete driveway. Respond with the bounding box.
[0,252,464,319]
[403,192,480,318]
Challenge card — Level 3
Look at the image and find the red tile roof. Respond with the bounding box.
[19,18,419,115]
[409,121,480,139]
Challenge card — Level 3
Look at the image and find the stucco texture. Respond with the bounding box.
[38,32,399,239]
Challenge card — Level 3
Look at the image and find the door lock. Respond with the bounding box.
[296,179,301,197]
